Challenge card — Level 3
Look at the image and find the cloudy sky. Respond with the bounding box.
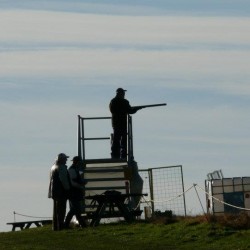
[1,1,250,231]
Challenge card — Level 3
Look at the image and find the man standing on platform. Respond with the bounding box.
[48,153,71,231]
[109,88,141,159]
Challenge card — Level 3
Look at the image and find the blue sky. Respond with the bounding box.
[1,1,250,231]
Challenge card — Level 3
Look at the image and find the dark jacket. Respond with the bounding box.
[68,165,84,200]
[109,96,137,129]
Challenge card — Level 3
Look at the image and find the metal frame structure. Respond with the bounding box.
[77,115,135,214]
[139,165,186,216]
[77,115,134,164]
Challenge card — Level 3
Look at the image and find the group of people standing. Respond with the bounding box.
[48,88,139,230]
[48,153,87,231]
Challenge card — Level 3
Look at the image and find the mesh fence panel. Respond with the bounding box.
[139,165,186,216]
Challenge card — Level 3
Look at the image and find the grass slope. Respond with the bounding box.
[1,217,250,250]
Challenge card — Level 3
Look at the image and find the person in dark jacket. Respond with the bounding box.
[48,153,71,231]
[109,88,141,159]
[64,156,88,228]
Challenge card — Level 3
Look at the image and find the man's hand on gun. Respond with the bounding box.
[133,106,143,112]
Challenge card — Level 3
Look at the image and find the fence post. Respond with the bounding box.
[148,169,155,214]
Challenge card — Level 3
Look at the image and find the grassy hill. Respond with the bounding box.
[1,215,250,250]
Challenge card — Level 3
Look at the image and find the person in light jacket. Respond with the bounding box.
[48,153,70,231]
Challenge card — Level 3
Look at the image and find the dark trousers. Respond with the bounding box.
[64,199,87,228]
[111,127,127,159]
[52,198,67,231]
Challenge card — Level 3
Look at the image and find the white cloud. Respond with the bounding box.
[1,10,250,97]
[1,11,250,45]
[1,48,249,96]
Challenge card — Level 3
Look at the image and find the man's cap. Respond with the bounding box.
[116,88,127,93]
[57,153,69,160]
[71,156,82,162]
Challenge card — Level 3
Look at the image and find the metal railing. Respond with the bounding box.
[77,115,134,164]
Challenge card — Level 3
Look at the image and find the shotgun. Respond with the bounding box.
[132,103,167,110]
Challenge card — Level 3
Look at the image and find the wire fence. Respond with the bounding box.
[139,165,186,216]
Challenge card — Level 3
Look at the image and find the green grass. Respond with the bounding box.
[1,217,250,250]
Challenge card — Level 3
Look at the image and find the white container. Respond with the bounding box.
[213,194,224,213]
[212,186,223,194]
[212,179,222,186]
[243,177,250,184]
[244,185,250,192]
[223,186,234,193]
[244,192,250,216]
[233,177,242,185]
[223,178,233,186]
[234,185,243,192]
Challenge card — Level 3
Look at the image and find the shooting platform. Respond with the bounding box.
[78,115,144,225]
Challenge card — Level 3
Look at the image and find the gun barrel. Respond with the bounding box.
[133,103,167,109]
